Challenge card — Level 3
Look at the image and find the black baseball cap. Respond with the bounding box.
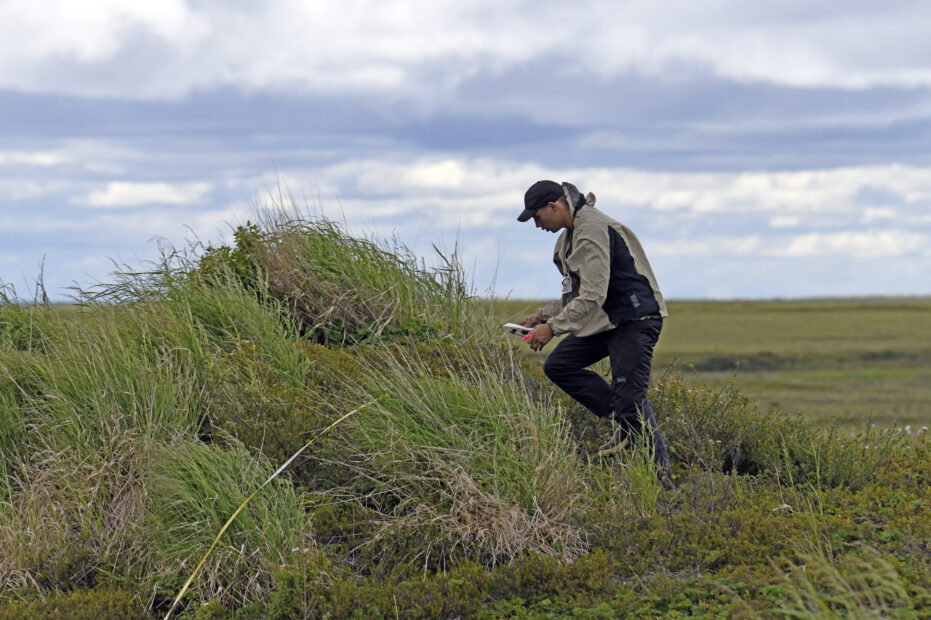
[518,180,564,222]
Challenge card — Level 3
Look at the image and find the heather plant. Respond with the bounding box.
[0,587,146,620]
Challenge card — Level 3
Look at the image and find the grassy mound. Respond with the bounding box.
[0,209,927,618]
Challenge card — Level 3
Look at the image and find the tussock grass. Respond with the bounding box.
[0,436,145,599]
[251,208,470,344]
[12,306,207,459]
[327,344,589,566]
[145,439,309,608]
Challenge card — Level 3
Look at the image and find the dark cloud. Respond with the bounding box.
[4,62,930,173]
[431,63,931,170]
[0,89,390,139]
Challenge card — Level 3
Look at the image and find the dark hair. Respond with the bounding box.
[566,194,585,216]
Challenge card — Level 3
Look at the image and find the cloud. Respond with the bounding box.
[774,230,926,258]
[3,141,930,299]
[3,1,201,61]
[770,216,800,228]
[0,178,77,200]
[78,181,212,207]
[649,236,761,258]
[0,150,66,166]
[281,158,931,231]
[0,205,249,244]
[862,207,897,224]
[401,159,468,190]
[2,2,931,100]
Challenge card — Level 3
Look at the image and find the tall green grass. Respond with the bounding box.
[325,344,589,566]
[0,390,22,501]
[145,439,308,608]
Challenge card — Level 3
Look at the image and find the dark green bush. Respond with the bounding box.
[654,376,900,489]
[194,223,264,294]
[0,587,144,620]
[35,545,98,593]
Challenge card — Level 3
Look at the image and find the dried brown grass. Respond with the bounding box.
[0,435,146,599]
[435,468,585,564]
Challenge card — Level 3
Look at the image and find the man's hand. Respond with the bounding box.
[520,313,546,328]
[527,323,553,351]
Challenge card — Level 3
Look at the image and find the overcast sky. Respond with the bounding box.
[2,1,930,300]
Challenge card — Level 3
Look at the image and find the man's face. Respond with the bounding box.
[533,201,565,233]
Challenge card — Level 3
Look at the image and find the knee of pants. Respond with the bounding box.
[542,356,561,381]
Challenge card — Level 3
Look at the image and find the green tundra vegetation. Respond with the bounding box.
[0,209,928,618]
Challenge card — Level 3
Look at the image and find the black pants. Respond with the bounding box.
[543,319,669,466]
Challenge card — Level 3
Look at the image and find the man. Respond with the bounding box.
[518,180,670,475]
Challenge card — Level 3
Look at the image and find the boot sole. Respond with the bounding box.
[596,437,629,458]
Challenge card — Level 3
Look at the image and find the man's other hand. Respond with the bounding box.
[527,323,553,351]
[520,313,546,328]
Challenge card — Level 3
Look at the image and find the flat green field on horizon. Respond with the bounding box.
[489,297,931,431]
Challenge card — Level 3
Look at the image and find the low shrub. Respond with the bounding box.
[0,587,144,620]
[654,376,900,490]
[266,551,488,620]
[194,222,264,294]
